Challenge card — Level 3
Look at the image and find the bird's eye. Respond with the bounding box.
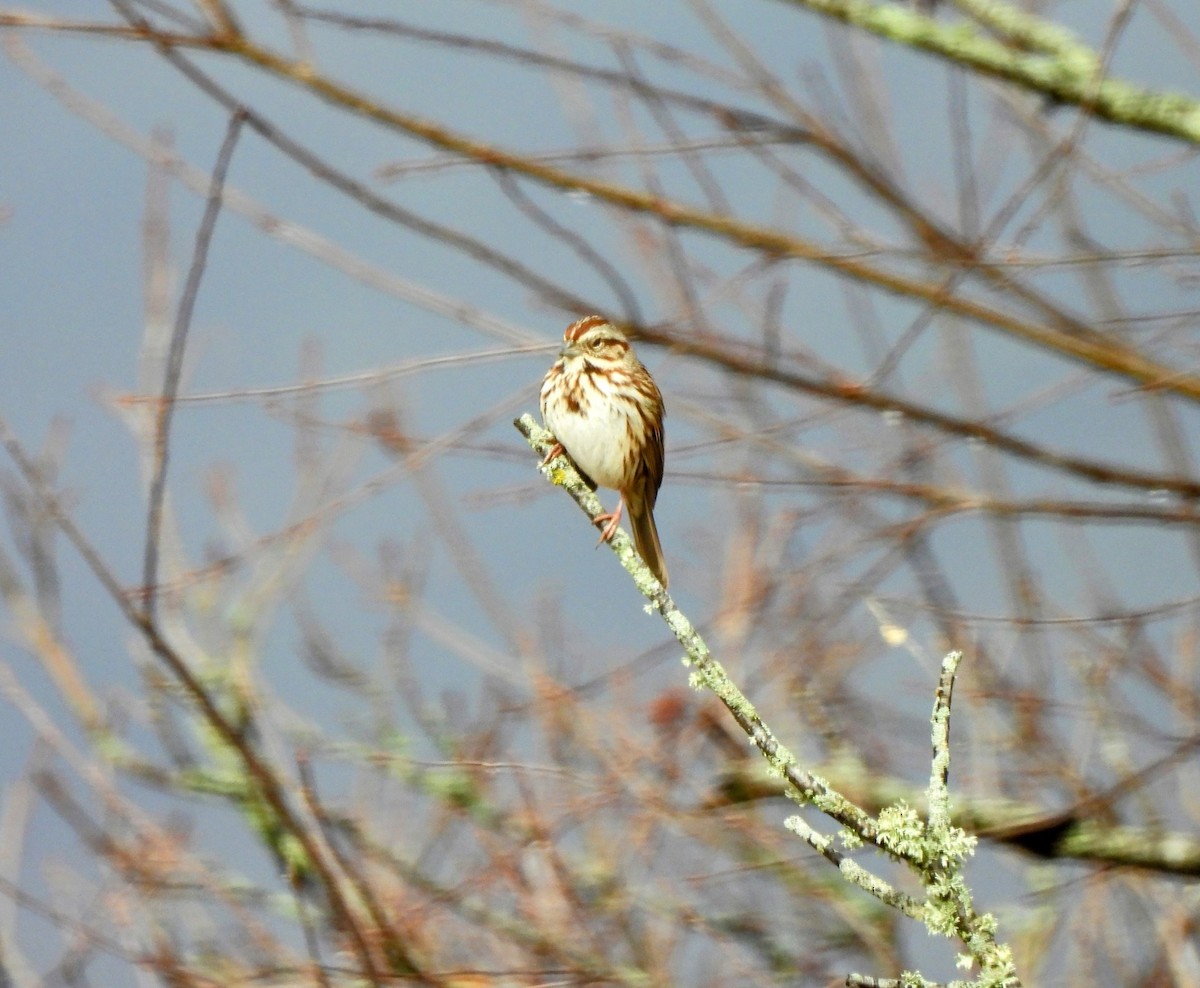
[588,339,603,351]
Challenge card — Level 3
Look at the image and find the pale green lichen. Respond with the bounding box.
[785,814,831,853]
[776,0,1200,143]
[806,776,842,816]
[973,912,999,939]
[980,943,1016,980]
[924,874,970,937]
[935,826,979,867]
[769,745,797,772]
[782,784,806,806]
[876,802,928,862]
[953,0,1086,56]
[838,858,926,921]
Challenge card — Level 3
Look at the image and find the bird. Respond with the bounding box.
[539,315,669,588]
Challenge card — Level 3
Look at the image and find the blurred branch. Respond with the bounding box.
[774,0,1200,144]
[0,545,102,734]
[16,13,1198,505]
[212,5,1190,366]
[9,7,1200,403]
[706,745,1200,877]
[490,168,645,325]
[634,323,1200,500]
[208,38,1200,403]
[0,10,195,39]
[0,415,419,985]
[1,32,545,349]
[141,107,243,620]
[191,0,240,39]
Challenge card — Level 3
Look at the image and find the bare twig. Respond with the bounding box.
[141,107,244,619]
[0,414,397,986]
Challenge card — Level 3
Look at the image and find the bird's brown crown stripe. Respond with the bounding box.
[565,315,609,341]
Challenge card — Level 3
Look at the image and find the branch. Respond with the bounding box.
[515,413,1021,986]
[212,36,1200,403]
[0,414,420,985]
[11,10,1199,404]
[142,107,244,619]
[706,743,1200,877]
[773,0,1200,144]
[515,415,883,840]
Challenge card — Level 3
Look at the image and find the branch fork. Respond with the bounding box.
[517,413,1019,988]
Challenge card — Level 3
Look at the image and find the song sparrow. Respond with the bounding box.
[540,315,669,588]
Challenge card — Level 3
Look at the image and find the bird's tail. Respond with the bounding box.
[629,497,669,589]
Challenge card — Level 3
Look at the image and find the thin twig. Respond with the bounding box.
[0,412,392,987]
[491,168,644,324]
[783,813,928,921]
[928,650,961,833]
[141,107,245,619]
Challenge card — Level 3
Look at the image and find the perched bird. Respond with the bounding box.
[539,315,668,588]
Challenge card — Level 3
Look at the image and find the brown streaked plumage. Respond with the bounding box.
[539,316,669,588]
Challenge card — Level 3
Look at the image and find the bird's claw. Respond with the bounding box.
[540,441,564,467]
[592,501,625,546]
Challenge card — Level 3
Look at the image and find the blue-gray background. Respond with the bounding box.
[3,1,1199,983]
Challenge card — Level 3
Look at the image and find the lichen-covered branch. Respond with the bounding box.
[516,413,1021,986]
[928,650,960,834]
[774,0,1200,144]
[784,813,928,922]
[708,748,1200,877]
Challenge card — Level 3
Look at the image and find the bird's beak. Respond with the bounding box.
[559,340,580,359]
